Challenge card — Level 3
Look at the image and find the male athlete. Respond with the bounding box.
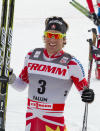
[9,16,94,131]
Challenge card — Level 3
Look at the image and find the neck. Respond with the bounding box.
[47,49,61,57]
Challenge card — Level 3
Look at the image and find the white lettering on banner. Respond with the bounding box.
[30,101,37,108]
[30,101,53,110]
[28,60,69,79]
[38,103,53,109]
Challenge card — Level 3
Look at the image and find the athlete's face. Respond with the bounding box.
[44,30,66,56]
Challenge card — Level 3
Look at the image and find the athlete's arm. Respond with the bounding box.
[11,51,33,91]
[67,57,88,94]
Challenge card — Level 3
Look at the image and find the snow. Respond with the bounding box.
[0,0,100,130]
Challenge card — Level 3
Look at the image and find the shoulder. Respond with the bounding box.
[63,51,72,58]
[68,56,85,77]
[25,48,44,59]
[25,49,33,59]
[63,51,81,66]
[68,56,82,66]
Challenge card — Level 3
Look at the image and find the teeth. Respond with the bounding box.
[49,43,56,46]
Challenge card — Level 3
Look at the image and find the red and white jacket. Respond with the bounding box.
[11,48,88,131]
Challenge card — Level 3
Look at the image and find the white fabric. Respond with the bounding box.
[11,77,28,91]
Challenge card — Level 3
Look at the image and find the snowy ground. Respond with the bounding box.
[0,0,100,130]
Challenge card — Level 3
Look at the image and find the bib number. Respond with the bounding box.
[38,80,46,94]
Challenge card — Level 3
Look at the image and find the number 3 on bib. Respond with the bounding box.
[38,80,46,94]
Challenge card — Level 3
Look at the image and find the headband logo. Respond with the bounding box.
[51,24,56,29]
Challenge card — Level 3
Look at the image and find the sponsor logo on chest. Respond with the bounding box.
[28,60,69,79]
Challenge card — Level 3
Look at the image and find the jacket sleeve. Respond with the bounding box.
[67,57,88,93]
[11,50,33,91]
[19,51,33,83]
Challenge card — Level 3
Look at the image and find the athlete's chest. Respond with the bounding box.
[27,59,69,79]
[27,48,71,80]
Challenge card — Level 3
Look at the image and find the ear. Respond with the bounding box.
[43,35,48,45]
[43,35,45,42]
[63,37,67,46]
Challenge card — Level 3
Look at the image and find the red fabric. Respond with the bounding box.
[97,65,100,68]
[97,3,100,7]
[26,112,33,118]
[86,0,95,13]
[26,117,66,131]
[27,99,65,111]
[28,52,32,55]
[67,60,77,65]
[53,104,65,111]
[43,115,64,125]
[19,51,32,83]
[97,39,100,48]
[26,99,66,131]
[93,55,100,61]
[19,66,29,83]
[71,76,88,91]
[95,68,100,79]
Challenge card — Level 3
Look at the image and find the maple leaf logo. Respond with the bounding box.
[46,126,60,131]
[51,24,56,29]
[45,125,67,131]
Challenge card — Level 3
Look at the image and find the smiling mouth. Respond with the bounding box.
[49,43,56,47]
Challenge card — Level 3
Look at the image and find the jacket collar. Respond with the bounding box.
[43,49,64,58]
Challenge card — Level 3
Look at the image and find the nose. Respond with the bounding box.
[50,37,56,42]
